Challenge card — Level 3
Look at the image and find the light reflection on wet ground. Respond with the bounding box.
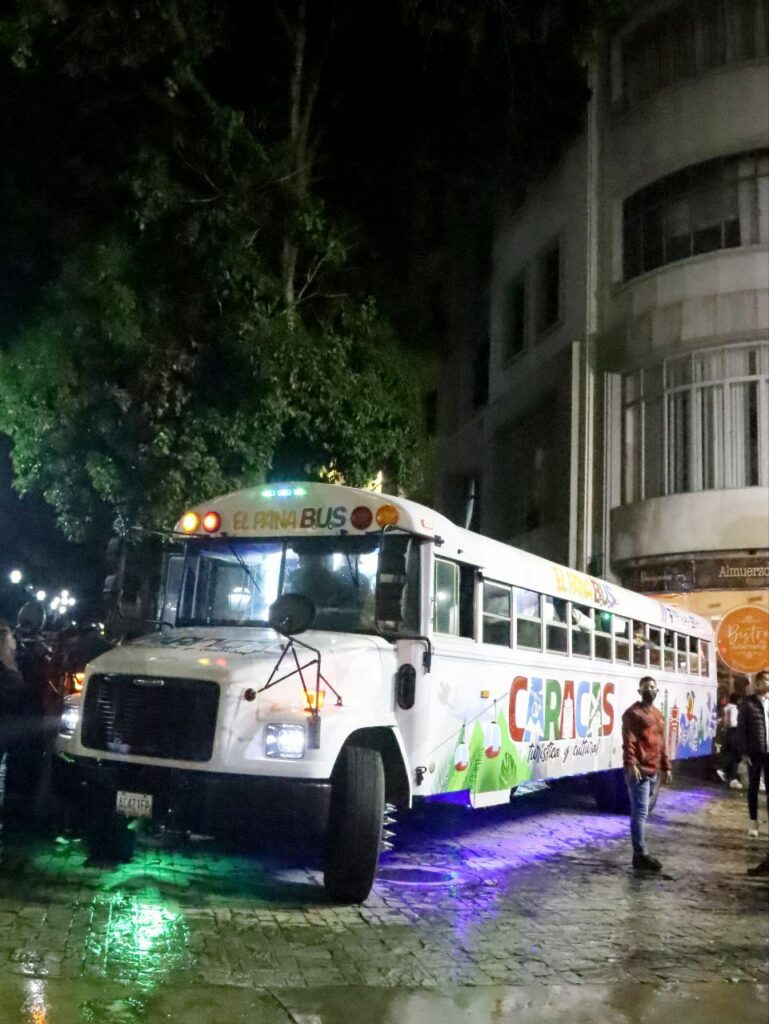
[0,775,765,1023]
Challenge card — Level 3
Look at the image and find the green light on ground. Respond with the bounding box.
[92,893,190,989]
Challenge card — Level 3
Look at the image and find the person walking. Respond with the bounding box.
[716,693,743,789]
[0,622,27,817]
[737,669,769,838]
[622,676,672,871]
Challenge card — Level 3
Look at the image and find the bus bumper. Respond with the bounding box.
[53,754,332,836]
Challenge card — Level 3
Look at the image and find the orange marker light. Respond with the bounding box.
[202,511,222,533]
[181,511,200,533]
[304,690,326,710]
[375,504,399,528]
[70,672,85,693]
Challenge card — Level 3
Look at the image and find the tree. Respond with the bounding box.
[0,1,423,540]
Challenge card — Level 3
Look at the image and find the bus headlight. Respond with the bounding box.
[264,723,305,760]
[59,701,81,739]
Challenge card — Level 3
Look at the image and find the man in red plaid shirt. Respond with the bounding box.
[622,676,672,872]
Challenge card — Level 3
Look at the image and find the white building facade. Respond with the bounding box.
[435,0,769,649]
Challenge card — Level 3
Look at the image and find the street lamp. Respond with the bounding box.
[36,590,46,601]
[9,569,22,585]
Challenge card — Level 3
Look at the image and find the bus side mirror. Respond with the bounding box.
[375,534,408,633]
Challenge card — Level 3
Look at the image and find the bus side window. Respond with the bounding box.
[676,633,688,672]
[595,610,612,661]
[433,559,459,634]
[433,559,475,638]
[571,603,593,657]
[458,565,476,639]
[633,621,647,666]
[648,627,662,668]
[688,635,699,675]
[699,639,710,676]
[483,581,512,646]
[515,588,542,650]
[614,616,631,663]
[663,629,676,671]
[544,595,568,653]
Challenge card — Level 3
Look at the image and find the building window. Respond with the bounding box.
[537,241,561,333]
[622,342,769,503]
[620,0,769,111]
[504,272,526,361]
[623,150,769,280]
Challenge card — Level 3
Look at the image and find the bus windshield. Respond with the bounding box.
[176,534,381,632]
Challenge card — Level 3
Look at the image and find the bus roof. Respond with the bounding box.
[174,481,712,639]
[176,481,456,542]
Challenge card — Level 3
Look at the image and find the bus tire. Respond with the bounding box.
[84,811,136,864]
[324,745,384,904]
[591,769,631,814]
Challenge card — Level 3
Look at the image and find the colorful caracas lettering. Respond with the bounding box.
[437,673,716,797]
[233,506,348,531]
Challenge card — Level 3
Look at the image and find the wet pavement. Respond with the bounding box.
[0,769,766,1023]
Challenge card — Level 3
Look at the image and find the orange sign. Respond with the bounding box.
[716,605,769,675]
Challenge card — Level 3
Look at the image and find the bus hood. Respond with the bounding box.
[82,627,390,698]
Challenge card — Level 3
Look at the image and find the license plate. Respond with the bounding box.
[116,790,153,818]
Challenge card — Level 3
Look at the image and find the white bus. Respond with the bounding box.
[56,482,716,902]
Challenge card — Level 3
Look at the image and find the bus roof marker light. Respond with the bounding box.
[202,511,222,533]
[261,488,276,498]
[181,511,200,533]
[351,506,373,530]
[293,487,307,496]
[375,504,399,528]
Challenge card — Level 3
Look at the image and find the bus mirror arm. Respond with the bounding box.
[373,622,432,673]
[420,637,432,673]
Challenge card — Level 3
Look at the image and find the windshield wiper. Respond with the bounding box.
[226,538,263,597]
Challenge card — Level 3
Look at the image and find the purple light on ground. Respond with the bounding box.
[380,786,718,887]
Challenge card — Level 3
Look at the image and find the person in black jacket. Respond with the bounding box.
[0,622,27,815]
[737,670,769,838]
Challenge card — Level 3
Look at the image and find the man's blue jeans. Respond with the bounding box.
[627,773,658,854]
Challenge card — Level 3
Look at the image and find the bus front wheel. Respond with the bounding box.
[84,807,136,864]
[324,745,384,903]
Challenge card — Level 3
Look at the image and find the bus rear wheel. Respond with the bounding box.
[591,769,631,814]
[324,745,384,903]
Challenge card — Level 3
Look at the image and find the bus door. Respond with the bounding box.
[375,533,431,773]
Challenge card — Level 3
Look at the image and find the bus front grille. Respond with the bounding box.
[81,673,219,762]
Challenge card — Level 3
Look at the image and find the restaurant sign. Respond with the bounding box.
[715,606,769,675]
[621,555,769,594]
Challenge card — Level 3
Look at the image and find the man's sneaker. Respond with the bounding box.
[748,823,760,838]
[633,852,662,871]
[715,769,727,783]
[729,778,743,789]
[747,858,769,877]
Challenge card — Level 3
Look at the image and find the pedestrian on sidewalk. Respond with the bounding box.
[622,676,672,872]
[0,622,27,816]
[716,693,742,789]
[737,670,769,838]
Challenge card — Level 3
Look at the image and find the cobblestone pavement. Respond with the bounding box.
[0,770,765,1023]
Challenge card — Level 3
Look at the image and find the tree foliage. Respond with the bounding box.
[0,0,422,539]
